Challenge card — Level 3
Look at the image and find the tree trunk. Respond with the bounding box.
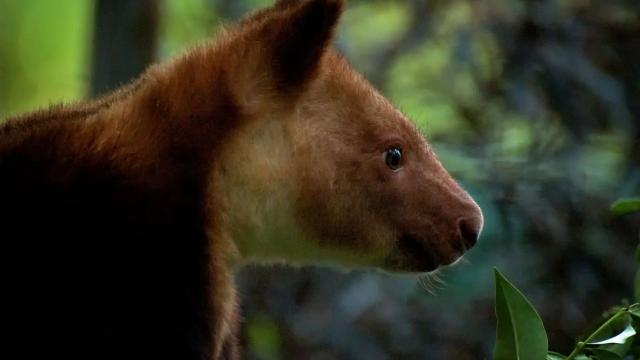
[91,0,158,96]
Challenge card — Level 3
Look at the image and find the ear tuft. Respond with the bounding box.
[271,0,344,91]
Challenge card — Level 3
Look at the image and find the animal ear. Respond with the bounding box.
[265,0,344,92]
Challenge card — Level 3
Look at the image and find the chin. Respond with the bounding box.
[380,234,466,274]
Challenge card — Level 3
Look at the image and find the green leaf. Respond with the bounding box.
[596,342,633,358]
[547,351,567,359]
[628,343,640,357]
[610,198,640,216]
[589,348,621,360]
[586,314,636,358]
[588,323,635,345]
[493,268,549,360]
[629,303,640,318]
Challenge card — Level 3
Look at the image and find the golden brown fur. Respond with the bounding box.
[0,1,482,359]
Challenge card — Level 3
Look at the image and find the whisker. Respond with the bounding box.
[414,261,459,295]
[417,275,436,295]
[417,274,440,295]
[430,270,446,288]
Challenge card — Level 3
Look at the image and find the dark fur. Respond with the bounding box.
[1,82,237,359]
[0,1,341,359]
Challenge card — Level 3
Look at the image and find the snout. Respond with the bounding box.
[385,201,483,273]
[446,203,484,263]
[457,212,483,250]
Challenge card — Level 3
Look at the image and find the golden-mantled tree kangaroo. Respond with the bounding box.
[0,0,483,358]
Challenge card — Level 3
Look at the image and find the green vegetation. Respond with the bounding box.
[494,268,548,360]
[0,0,92,116]
[494,202,640,360]
[494,269,640,360]
[611,199,640,218]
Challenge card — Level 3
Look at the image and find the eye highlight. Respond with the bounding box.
[383,147,403,171]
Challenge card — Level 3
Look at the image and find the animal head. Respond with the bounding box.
[205,0,483,273]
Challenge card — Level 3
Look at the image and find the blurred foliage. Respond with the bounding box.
[0,0,639,359]
[611,198,640,217]
[0,0,92,116]
[494,268,640,360]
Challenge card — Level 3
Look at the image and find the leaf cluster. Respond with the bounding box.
[494,199,640,360]
[494,269,640,360]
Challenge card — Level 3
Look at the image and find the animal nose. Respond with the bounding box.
[457,216,482,249]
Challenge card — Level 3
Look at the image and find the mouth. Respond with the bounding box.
[383,234,440,273]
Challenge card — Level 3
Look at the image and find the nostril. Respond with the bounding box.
[458,217,481,249]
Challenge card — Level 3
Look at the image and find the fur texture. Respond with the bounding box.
[0,1,482,359]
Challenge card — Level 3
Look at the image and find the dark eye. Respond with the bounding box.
[384,147,403,171]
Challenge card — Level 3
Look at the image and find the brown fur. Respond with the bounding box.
[0,1,482,359]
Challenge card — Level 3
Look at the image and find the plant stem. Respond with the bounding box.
[564,308,628,360]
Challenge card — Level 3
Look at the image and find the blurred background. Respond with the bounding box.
[0,0,638,358]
